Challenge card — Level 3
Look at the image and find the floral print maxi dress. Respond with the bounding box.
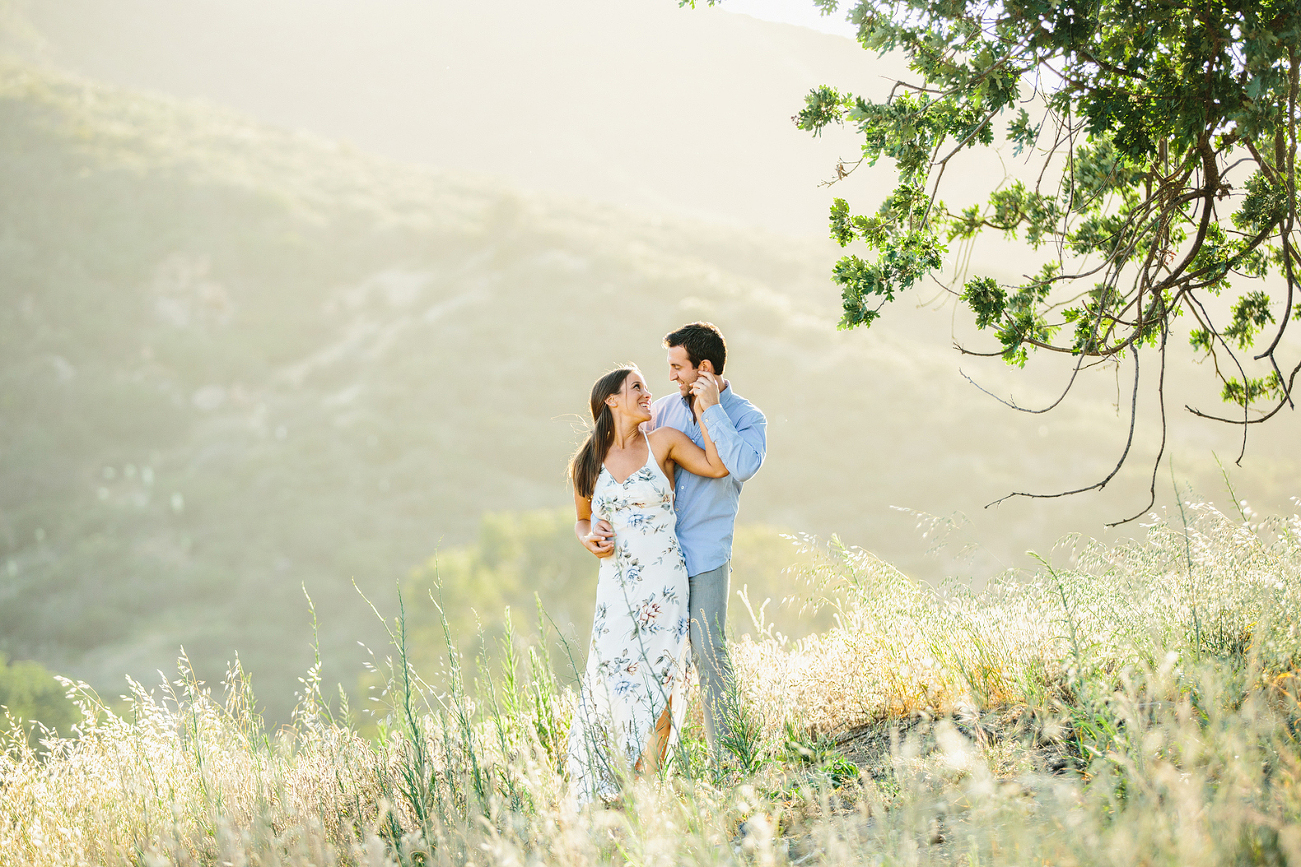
[567,434,691,806]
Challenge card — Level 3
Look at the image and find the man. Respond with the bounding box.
[585,321,767,761]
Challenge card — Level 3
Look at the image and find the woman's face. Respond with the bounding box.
[608,371,653,424]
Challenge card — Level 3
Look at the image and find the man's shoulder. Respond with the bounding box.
[721,388,766,424]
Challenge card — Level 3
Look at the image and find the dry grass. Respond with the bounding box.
[732,497,1301,734]
[3,499,1301,866]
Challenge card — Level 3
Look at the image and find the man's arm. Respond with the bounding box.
[700,401,766,482]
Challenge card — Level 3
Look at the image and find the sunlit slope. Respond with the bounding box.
[26,0,886,238]
[0,62,860,716]
[1,62,1294,720]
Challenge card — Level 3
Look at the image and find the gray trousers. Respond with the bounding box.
[688,561,733,761]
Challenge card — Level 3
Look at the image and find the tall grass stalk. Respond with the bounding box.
[1,500,1299,865]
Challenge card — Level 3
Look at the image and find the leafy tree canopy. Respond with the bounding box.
[693,0,1300,520]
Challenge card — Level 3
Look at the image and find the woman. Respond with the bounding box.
[566,364,728,806]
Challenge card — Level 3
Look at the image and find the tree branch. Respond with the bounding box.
[1110,307,1171,528]
[1184,358,1301,424]
[986,348,1142,511]
[1251,218,1296,371]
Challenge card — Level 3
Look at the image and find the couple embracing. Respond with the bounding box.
[565,322,767,805]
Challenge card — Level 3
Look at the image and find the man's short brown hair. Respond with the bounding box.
[664,322,726,375]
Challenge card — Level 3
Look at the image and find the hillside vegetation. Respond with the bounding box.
[25,0,885,237]
[1,58,1296,724]
[0,656,74,747]
[0,58,847,717]
[1,499,1298,865]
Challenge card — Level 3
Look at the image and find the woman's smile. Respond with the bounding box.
[615,372,654,420]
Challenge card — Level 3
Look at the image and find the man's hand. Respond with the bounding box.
[581,518,615,558]
[690,372,722,416]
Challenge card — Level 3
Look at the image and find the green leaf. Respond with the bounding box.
[1224,290,1274,350]
[962,276,1006,330]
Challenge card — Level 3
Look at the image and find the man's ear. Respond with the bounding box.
[699,360,715,375]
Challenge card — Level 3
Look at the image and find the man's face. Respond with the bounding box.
[667,345,700,399]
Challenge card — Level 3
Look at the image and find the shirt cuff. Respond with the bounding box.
[701,403,733,433]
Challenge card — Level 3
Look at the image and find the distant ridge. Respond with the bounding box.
[25,0,890,237]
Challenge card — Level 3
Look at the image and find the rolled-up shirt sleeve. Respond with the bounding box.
[702,403,766,482]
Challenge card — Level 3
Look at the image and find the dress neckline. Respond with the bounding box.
[601,432,656,486]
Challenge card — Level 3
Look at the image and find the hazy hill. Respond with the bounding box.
[1,59,1295,720]
[24,0,896,239]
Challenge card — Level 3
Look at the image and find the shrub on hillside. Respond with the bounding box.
[0,655,78,745]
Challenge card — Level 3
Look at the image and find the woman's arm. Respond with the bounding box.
[574,488,614,558]
[656,426,729,479]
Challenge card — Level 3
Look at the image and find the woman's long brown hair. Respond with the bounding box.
[569,366,637,500]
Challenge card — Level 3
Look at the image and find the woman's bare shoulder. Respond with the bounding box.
[648,426,687,446]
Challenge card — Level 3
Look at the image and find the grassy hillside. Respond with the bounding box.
[1,500,1298,865]
[0,59,860,719]
[1,59,1295,723]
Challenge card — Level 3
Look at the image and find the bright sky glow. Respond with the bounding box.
[720,0,858,38]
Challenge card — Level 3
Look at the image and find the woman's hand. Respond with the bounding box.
[690,372,721,417]
[581,519,615,558]
[575,490,615,558]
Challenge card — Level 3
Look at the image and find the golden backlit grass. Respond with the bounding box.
[3,498,1300,866]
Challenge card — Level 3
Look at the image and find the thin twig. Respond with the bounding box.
[986,348,1142,511]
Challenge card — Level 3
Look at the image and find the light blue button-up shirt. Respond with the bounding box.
[651,385,767,577]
